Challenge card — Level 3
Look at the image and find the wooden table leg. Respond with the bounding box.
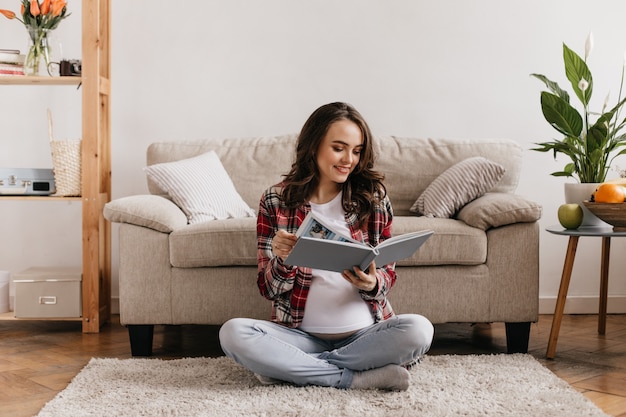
[547,236,579,359]
[598,237,610,335]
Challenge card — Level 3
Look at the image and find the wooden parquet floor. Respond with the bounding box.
[0,314,625,417]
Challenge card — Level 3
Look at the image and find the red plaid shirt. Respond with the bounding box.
[257,184,397,328]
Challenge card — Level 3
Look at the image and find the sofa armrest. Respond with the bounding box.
[103,195,188,233]
[456,193,542,230]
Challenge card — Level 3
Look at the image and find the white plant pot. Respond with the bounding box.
[564,183,609,227]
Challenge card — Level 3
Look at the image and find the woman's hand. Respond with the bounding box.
[342,262,377,293]
[272,229,297,261]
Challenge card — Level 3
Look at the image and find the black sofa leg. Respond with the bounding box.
[128,325,154,357]
[505,322,531,353]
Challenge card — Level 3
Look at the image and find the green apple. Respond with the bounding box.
[558,203,583,229]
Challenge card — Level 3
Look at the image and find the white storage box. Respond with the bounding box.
[13,266,82,318]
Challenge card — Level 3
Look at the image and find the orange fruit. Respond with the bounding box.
[593,183,626,203]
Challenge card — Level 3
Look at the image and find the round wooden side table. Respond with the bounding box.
[545,225,626,359]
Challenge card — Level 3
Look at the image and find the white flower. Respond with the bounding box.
[585,31,594,60]
[578,78,589,91]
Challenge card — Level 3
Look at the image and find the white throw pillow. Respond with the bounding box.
[410,156,506,218]
[144,151,255,224]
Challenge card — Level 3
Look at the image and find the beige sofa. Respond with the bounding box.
[104,134,542,356]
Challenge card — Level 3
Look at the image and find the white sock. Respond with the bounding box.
[254,373,283,385]
[350,364,410,391]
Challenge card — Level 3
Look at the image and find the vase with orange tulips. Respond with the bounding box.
[0,0,70,76]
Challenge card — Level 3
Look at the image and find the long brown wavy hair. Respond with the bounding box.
[281,102,386,227]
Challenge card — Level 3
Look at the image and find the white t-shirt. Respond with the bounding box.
[299,192,375,334]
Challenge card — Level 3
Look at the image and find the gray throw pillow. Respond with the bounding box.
[456,193,542,230]
[410,157,505,218]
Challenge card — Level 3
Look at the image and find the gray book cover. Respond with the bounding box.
[285,224,433,273]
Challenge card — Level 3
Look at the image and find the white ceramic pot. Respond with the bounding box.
[564,183,609,227]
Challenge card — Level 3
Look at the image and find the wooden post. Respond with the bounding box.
[81,0,111,333]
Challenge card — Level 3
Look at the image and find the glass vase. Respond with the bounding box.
[24,27,54,76]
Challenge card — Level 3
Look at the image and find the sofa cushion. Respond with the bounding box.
[168,216,486,268]
[456,193,543,230]
[391,216,487,266]
[169,217,258,267]
[144,151,256,224]
[409,157,505,218]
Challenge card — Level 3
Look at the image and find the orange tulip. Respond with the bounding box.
[40,0,50,15]
[30,0,40,17]
[0,9,16,19]
[51,0,65,17]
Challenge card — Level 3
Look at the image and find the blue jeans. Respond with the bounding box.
[219,314,434,389]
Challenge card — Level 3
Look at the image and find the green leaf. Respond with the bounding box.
[614,148,626,157]
[551,163,576,178]
[563,43,593,105]
[564,163,576,175]
[530,74,570,103]
[587,147,606,165]
[587,114,610,151]
[540,91,583,137]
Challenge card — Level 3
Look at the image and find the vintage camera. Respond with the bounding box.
[60,59,81,76]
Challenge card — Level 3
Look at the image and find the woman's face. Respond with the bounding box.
[315,119,363,187]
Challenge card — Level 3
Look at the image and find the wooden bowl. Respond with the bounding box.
[583,200,626,231]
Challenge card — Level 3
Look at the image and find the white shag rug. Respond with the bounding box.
[36,354,608,417]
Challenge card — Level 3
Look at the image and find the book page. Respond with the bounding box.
[377,230,434,248]
[296,212,360,243]
[374,230,433,267]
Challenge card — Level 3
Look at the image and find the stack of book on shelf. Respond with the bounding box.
[0,49,25,76]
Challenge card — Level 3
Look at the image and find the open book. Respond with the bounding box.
[284,212,433,273]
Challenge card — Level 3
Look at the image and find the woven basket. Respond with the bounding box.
[50,139,82,196]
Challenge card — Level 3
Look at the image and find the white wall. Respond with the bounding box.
[1,0,626,315]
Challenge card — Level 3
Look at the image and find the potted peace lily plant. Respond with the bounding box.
[531,32,626,225]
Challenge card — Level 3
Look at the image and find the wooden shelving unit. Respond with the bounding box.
[0,0,111,333]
